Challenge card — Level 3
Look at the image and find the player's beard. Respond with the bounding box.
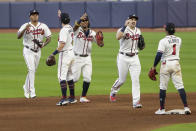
[81,25,88,30]
[130,22,136,29]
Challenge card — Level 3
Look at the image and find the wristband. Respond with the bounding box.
[52,50,59,55]
[121,26,127,32]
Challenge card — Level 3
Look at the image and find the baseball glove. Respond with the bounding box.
[46,55,56,66]
[148,68,158,81]
[138,35,145,50]
[32,39,42,48]
[96,31,104,47]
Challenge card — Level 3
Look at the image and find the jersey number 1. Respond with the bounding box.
[172,44,176,55]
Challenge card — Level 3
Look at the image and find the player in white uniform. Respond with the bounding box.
[49,12,77,106]
[150,23,191,115]
[110,14,142,108]
[72,13,104,103]
[17,9,51,98]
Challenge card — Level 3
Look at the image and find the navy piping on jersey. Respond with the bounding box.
[129,29,135,54]
[36,23,42,49]
[85,30,91,55]
[82,39,87,55]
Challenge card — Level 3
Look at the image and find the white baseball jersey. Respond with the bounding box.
[18,22,51,49]
[58,24,74,52]
[73,27,96,55]
[117,26,141,53]
[158,35,181,61]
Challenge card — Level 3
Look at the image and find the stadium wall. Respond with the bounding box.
[0,0,195,28]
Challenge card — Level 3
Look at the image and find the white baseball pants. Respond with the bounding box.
[72,55,92,83]
[111,53,141,105]
[23,47,41,98]
[160,60,184,90]
[58,50,74,82]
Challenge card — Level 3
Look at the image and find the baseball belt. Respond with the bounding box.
[24,45,39,53]
[74,53,88,57]
[119,52,138,57]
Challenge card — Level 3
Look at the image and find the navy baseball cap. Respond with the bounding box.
[165,23,175,31]
[128,14,138,20]
[29,9,39,17]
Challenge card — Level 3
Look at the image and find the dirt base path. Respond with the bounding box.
[0,93,196,131]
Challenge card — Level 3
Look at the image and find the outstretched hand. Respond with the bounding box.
[58,9,61,18]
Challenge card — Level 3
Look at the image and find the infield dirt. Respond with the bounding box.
[0,93,196,131]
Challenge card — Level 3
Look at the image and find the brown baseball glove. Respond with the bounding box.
[96,31,104,47]
[46,55,56,66]
[148,68,158,81]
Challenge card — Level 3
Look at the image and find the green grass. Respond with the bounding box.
[0,31,196,98]
[152,123,196,131]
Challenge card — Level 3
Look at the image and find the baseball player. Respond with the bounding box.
[48,11,77,106]
[110,14,143,108]
[72,13,104,103]
[17,9,51,98]
[149,23,191,115]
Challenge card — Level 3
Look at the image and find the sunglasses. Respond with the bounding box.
[81,20,88,22]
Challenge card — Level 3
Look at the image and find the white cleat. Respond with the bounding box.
[80,97,90,103]
[23,86,30,99]
[133,102,142,108]
[155,109,166,115]
[184,107,191,115]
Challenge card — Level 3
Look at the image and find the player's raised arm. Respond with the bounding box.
[116,20,130,40]
[73,13,88,32]
[17,24,31,39]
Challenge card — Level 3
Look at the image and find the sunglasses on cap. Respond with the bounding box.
[81,19,88,22]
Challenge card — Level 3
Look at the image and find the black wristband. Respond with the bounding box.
[52,50,59,55]
[121,26,127,32]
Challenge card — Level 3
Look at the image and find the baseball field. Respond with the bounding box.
[0,29,196,131]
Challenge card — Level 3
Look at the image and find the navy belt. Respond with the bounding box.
[75,53,88,57]
[25,45,38,53]
[120,52,138,57]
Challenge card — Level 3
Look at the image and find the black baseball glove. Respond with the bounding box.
[32,39,42,48]
[138,35,145,50]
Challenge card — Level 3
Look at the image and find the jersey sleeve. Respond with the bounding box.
[157,39,165,53]
[18,23,28,33]
[43,24,52,38]
[59,28,68,43]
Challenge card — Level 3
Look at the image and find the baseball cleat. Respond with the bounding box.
[68,97,77,104]
[24,93,30,99]
[155,109,166,115]
[56,98,69,106]
[184,107,191,115]
[23,86,30,99]
[80,97,90,103]
[31,96,36,99]
[30,94,36,99]
[133,102,142,108]
[110,93,116,102]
